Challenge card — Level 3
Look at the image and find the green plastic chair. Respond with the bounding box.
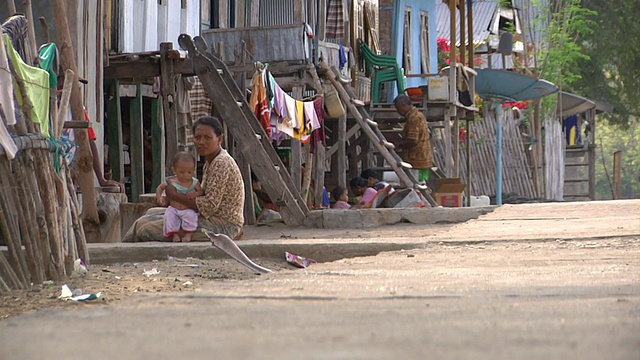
[359,40,406,102]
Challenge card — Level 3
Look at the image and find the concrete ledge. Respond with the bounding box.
[305,206,496,229]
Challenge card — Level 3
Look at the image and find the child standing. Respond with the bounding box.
[156,152,203,242]
[331,186,351,209]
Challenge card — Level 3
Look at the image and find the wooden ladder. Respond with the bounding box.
[178,34,309,226]
[319,62,438,207]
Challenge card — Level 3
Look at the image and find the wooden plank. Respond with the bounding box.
[588,145,596,200]
[337,114,347,188]
[314,143,326,207]
[180,35,308,225]
[613,150,622,199]
[106,78,124,183]
[151,97,165,190]
[160,43,179,175]
[249,0,260,26]
[290,86,304,192]
[236,146,256,225]
[104,58,195,79]
[129,84,144,202]
[443,109,453,177]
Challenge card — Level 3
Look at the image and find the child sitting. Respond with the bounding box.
[331,185,351,209]
[155,152,203,242]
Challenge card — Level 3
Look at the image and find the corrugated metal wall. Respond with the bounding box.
[258,0,297,26]
[119,0,200,52]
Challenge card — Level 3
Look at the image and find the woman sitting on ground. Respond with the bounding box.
[124,116,244,242]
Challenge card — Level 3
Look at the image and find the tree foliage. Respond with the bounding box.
[572,0,640,128]
[595,119,640,199]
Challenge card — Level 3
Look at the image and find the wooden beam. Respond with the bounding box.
[160,43,179,175]
[237,150,256,225]
[129,85,144,202]
[106,78,124,183]
[326,121,359,158]
[290,86,303,192]
[104,58,195,79]
[337,114,347,188]
[151,96,165,190]
[314,144,326,206]
[613,150,622,200]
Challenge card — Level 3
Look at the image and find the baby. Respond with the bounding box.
[156,152,203,242]
[331,185,351,209]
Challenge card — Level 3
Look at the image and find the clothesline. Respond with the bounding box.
[249,66,327,151]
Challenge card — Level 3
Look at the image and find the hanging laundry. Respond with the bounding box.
[563,115,581,146]
[189,76,213,120]
[249,71,271,140]
[4,33,50,137]
[38,43,59,89]
[265,70,274,107]
[326,0,345,39]
[0,28,17,126]
[339,44,348,70]
[272,80,288,119]
[310,97,328,154]
[1,15,36,65]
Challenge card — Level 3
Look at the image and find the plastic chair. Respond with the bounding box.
[359,40,406,102]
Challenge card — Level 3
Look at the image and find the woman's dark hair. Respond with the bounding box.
[331,186,346,201]
[193,116,223,137]
[349,177,368,189]
[360,169,380,181]
[171,151,197,167]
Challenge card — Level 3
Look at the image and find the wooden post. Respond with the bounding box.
[290,86,304,192]
[160,42,179,175]
[52,0,99,223]
[237,151,256,225]
[7,1,16,16]
[106,78,124,183]
[301,143,313,205]
[314,144,326,207]
[449,0,457,68]
[466,119,472,205]
[443,109,453,177]
[129,84,144,202]
[460,0,466,66]
[467,0,474,67]
[613,150,622,200]
[337,114,347,188]
[151,96,165,190]
[24,0,38,61]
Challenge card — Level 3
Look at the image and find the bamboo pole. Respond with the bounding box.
[24,0,39,62]
[52,0,99,224]
[55,69,74,139]
[0,160,30,288]
[13,156,47,284]
[7,1,16,16]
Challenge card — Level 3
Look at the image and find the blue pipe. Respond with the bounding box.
[495,104,503,206]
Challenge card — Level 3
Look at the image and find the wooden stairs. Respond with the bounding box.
[178,34,309,226]
[319,62,439,207]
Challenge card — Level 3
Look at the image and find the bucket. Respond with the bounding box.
[323,85,346,118]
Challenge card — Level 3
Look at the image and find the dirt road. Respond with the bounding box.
[0,200,638,360]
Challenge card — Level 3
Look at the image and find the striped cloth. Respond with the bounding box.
[1,15,36,64]
[326,0,345,39]
[189,76,212,121]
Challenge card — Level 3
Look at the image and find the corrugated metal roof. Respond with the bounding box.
[436,1,498,45]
